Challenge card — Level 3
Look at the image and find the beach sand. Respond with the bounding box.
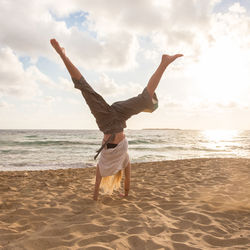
[0,158,250,249]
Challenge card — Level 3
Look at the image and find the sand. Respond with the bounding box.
[0,158,250,250]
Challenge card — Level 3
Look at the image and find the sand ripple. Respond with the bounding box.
[0,158,250,249]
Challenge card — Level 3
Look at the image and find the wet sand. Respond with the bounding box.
[0,158,250,249]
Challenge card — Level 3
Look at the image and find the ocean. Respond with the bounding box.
[0,129,250,171]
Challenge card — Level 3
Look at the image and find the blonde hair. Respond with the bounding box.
[100,170,123,195]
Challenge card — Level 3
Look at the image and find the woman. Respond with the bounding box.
[50,38,183,200]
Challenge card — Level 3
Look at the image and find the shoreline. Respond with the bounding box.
[1,158,250,249]
[1,157,250,172]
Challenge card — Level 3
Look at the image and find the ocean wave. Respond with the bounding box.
[0,162,89,171]
[0,149,30,154]
[190,147,226,152]
[130,146,188,151]
[12,162,29,167]
[128,139,166,145]
[20,140,84,146]
[25,135,38,138]
[0,140,101,147]
[130,145,228,152]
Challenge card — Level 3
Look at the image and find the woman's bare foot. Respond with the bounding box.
[161,54,183,67]
[50,39,65,56]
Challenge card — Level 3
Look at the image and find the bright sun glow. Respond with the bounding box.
[202,129,240,151]
[193,38,249,103]
[202,129,239,142]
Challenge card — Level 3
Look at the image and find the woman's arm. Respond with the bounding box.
[124,162,131,196]
[93,165,102,201]
[50,39,82,80]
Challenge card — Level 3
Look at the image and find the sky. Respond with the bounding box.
[0,0,250,130]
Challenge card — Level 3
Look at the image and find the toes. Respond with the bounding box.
[174,54,184,58]
[50,38,58,47]
[50,38,55,44]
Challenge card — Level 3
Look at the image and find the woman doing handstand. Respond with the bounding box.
[50,38,183,201]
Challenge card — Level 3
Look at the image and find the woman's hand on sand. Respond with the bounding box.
[119,193,128,198]
[161,54,183,67]
[50,39,65,56]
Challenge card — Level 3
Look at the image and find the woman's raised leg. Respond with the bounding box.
[146,54,183,98]
[50,38,82,80]
[50,38,112,131]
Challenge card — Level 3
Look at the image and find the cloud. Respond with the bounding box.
[26,66,56,87]
[43,96,58,104]
[94,74,120,95]
[0,0,139,70]
[0,0,225,71]
[79,0,220,63]
[2,1,249,71]
[161,96,183,109]
[58,77,75,92]
[0,100,10,108]
[0,47,66,99]
[93,73,142,100]
[0,47,41,98]
[161,94,249,113]
[66,29,139,71]
[2,0,248,74]
[229,2,246,13]
[0,1,66,57]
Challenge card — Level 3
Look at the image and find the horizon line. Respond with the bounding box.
[0,128,248,131]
